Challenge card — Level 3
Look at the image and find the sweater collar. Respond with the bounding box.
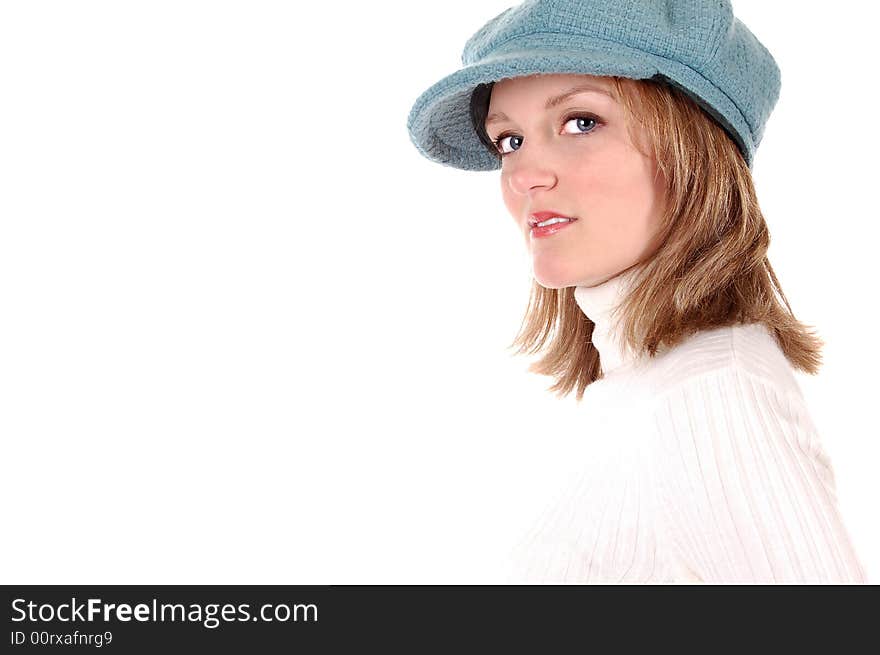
[573,263,644,374]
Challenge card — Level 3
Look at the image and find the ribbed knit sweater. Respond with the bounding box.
[504,264,868,584]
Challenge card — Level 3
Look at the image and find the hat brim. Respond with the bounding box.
[406,40,752,171]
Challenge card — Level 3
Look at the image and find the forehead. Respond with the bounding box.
[489,73,616,105]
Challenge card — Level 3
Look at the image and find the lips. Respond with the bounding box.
[528,211,578,227]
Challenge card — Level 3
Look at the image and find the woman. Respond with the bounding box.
[406,0,867,583]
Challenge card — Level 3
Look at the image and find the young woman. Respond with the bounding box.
[406,0,867,583]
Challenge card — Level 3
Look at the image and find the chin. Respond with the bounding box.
[534,269,618,290]
[534,280,568,290]
[532,269,576,290]
[533,258,600,289]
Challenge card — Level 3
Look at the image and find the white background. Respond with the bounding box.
[0,1,876,584]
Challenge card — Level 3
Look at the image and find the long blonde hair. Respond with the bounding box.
[470,75,823,402]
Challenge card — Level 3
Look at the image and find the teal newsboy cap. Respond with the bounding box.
[406,0,781,171]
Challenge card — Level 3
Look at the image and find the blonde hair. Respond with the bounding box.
[470,75,823,402]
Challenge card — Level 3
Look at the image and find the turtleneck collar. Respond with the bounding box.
[573,263,645,374]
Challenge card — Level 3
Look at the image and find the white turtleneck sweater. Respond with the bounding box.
[504,265,868,584]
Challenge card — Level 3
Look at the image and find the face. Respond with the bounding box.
[485,73,667,288]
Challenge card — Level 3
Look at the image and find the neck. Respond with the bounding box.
[573,264,645,374]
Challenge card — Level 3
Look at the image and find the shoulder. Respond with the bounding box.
[642,323,823,456]
[638,322,804,401]
[641,331,866,582]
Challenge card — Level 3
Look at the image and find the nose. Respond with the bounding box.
[506,150,559,197]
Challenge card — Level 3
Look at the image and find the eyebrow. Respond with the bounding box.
[485,84,615,128]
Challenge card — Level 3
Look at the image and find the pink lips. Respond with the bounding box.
[530,217,577,239]
[529,210,576,224]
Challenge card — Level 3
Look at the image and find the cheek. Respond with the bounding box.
[569,149,632,192]
[572,155,656,216]
[500,176,520,220]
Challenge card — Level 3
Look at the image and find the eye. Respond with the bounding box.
[491,114,602,157]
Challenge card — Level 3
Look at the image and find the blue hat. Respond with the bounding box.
[406,0,781,171]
